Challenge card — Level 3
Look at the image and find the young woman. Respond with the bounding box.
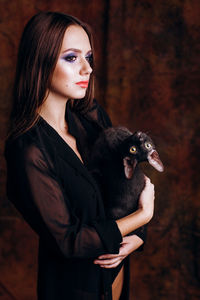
[5,12,155,300]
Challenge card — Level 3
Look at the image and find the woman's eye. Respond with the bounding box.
[86,54,93,66]
[64,54,77,62]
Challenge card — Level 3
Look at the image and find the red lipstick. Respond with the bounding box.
[76,81,89,88]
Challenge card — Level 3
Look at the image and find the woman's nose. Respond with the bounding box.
[79,58,92,75]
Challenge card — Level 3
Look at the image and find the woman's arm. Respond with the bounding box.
[116,176,154,237]
[94,177,155,268]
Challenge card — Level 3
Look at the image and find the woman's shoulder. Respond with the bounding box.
[5,121,56,174]
[5,123,44,163]
[83,99,112,128]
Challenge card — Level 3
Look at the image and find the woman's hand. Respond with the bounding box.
[94,235,143,268]
[138,176,155,221]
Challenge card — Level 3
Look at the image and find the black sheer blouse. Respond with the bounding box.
[5,100,145,300]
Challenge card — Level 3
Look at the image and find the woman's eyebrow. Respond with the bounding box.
[61,48,92,54]
[86,50,92,55]
[62,48,81,54]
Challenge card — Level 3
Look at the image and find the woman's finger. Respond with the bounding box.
[100,260,123,269]
[96,253,120,260]
[96,244,127,260]
[94,256,124,266]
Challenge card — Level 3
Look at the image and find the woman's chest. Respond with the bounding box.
[56,154,103,221]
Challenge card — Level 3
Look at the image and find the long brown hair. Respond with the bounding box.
[8,11,95,139]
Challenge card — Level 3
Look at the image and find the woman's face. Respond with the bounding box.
[49,25,93,101]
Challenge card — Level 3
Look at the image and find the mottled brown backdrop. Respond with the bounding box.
[0,0,200,299]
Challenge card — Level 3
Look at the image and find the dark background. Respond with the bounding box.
[0,0,200,299]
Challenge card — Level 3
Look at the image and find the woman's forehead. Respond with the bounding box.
[60,25,91,53]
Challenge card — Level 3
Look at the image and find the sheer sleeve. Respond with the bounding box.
[128,226,147,251]
[5,136,122,259]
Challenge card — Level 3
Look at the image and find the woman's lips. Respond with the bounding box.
[75,81,89,88]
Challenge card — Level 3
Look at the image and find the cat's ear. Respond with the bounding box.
[123,157,137,179]
[147,150,164,172]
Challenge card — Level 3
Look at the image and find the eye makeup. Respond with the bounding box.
[62,52,77,63]
[61,50,93,65]
[86,52,93,66]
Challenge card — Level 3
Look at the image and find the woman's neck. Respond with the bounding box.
[39,96,69,132]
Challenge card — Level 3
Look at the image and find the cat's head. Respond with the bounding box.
[119,131,164,179]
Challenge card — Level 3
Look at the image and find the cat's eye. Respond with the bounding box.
[145,142,152,150]
[130,146,137,154]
